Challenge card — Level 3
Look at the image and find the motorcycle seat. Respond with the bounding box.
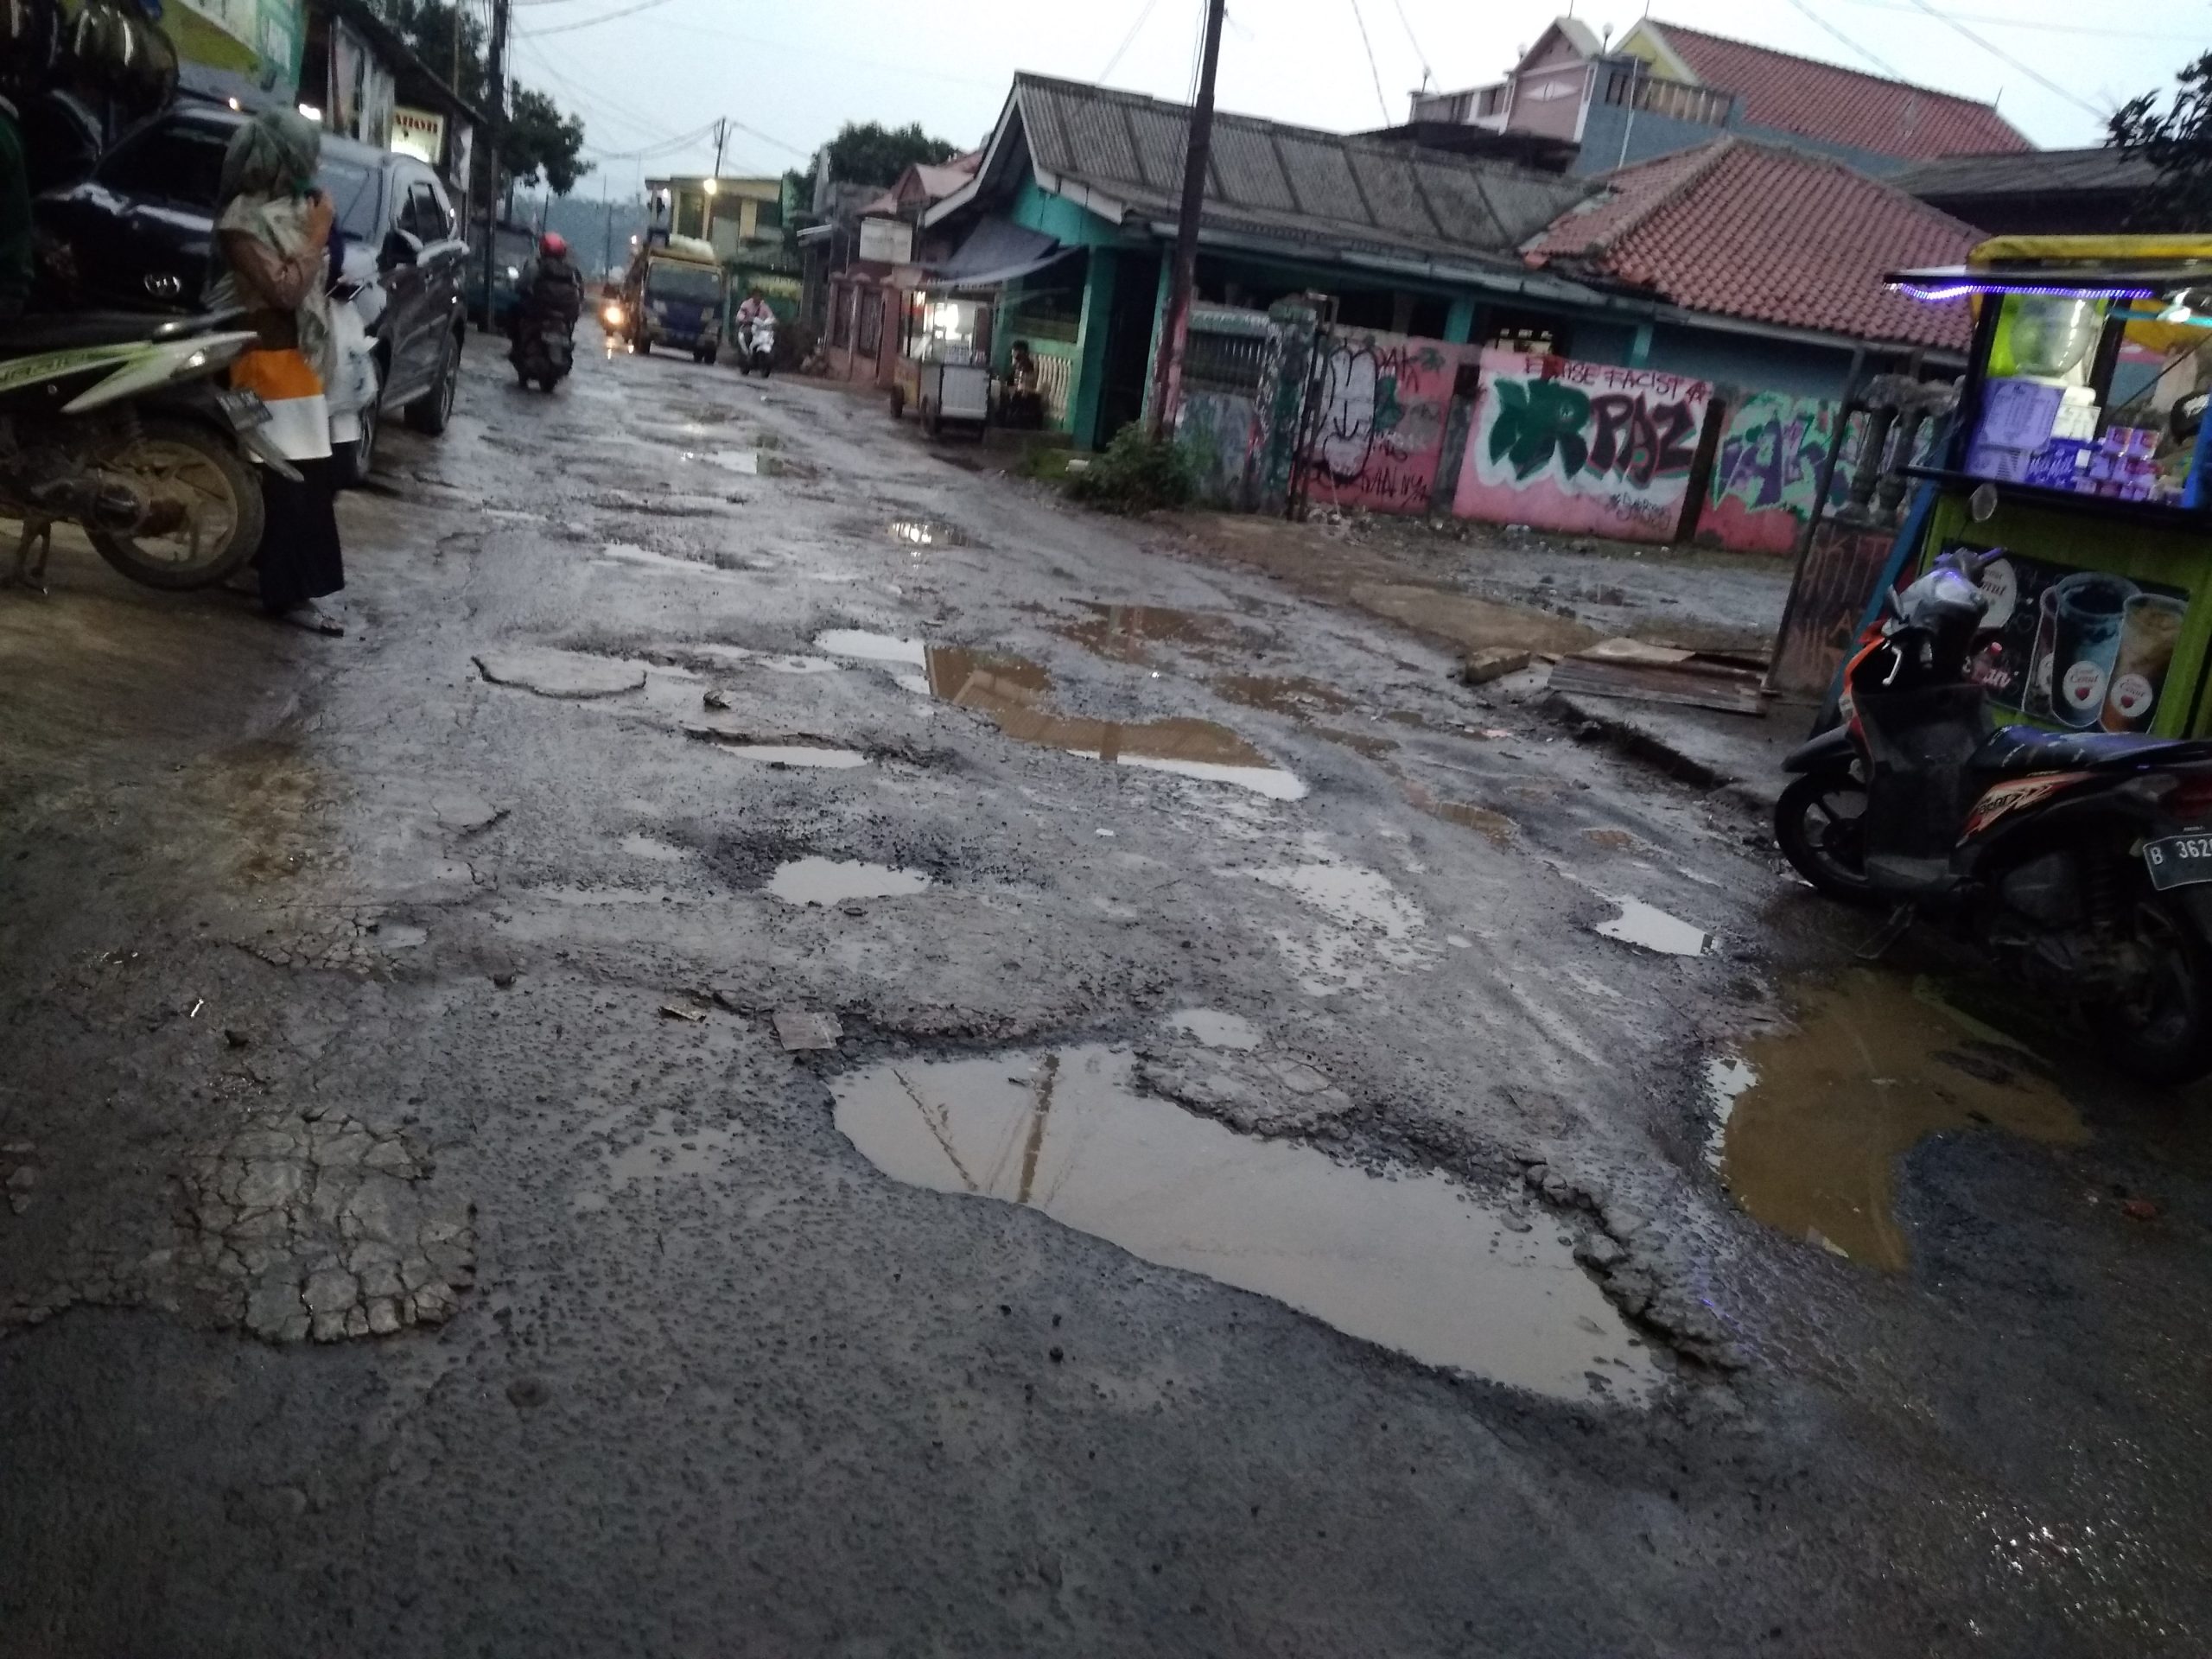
[1970,723,2212,776]
[0,310,226,354]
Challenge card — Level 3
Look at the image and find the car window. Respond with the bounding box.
[424,175,456,239]
[398,177,451,241]
[319,158,380,242]
[99,121,229,210]
[647,261,722,304]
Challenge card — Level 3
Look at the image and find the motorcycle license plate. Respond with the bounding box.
[215,388,271,430]
[2142,835,2212,891]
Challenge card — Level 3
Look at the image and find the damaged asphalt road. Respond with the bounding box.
[2,341,2209,1656]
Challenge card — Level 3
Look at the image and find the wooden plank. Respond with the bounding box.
[1549,656,1769,715]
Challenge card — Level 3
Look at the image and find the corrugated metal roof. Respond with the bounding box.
[1013,73,1593,267]
[1893,148,2156,200]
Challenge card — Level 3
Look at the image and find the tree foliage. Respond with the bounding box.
[2110,53,2212,226]
[381,0,592,199]
[813,121,958,189]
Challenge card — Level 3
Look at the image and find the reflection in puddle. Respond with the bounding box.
[889,518,968,548]
[834,1046,1656,1401]
[925,645,1305,800]
[1167,1008,1263,1051]
[1715,973,2086,1268]
[1211,674,1356,719]
[765,857,931,906]
[815,628,926,666]
[1594,898,1707,957]
[687,448,760,474]
[1049,601,1246,664]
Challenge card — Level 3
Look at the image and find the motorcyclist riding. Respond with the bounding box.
[510,231,583,358]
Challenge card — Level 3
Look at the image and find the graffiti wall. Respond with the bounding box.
[1177,390,1261,510]
[1769,520,1899,699]
[1298,330,1465,515]
[1696,393,1837,556]
[1454,352,1713,543]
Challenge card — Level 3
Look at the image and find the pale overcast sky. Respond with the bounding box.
[506,0,2210,196]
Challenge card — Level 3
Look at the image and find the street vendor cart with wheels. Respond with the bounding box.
[890,289,991,441]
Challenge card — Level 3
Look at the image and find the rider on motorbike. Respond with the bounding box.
[509,231,583,360]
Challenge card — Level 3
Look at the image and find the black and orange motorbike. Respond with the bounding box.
[1777,545,2212,1084]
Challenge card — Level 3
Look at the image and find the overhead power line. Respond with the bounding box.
[1832,0,2171,44]
[1779,0,1905,81]
[1896,0,2115,118]
[1389,0,1433,90]
[521,0,673,37]
[1102,0,1166,81]
[1346,0,1393,125]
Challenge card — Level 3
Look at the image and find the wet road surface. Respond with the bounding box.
[3,339,2209,1655]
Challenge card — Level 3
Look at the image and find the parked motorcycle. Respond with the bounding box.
[738,312,775,378]
[1776,545,2212,1084]
[513,322,575,394]
[0,308,292,591]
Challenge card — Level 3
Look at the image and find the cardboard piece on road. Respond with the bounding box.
[1460,646,1532,685]
[774,1007,842,1052]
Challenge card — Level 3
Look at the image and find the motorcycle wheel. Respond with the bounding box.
[1775,771,1878,904]
[86,416,264,592]
[2088,894,2212,1086]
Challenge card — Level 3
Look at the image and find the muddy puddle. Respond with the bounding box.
[1210,675,1356,719]
[685,643,842,674]
[1713,971,2086,1268]
[1594,899,1708,957]
[686,448,760,475]
[816,632,1305,799]
[575,1110,753,1211]
[1046,602,1249,664]
[684,734,871,769]
[834,1046,1657,1402]
[765,857,931,906]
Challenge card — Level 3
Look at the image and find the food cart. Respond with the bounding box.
[889,289,992,440]
[1879,238,2212,737]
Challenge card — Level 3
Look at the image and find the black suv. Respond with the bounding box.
[35,100,468,481]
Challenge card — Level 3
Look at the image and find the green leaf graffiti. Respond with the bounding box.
[1487,378,1592,481]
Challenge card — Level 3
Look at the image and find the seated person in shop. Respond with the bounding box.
[1002,340,1044,429]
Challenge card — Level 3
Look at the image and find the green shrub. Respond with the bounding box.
[1065,425,1195,514]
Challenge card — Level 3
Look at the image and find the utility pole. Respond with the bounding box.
[704,118,728,240]
[1147,0,1227,442]
[479,0,510,334]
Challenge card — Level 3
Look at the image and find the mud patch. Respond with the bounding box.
[687,448,760,475]
[1584,828,1639,851]
[836,1046,1656,1402]
[575,1109,753,1211]
[1211,674,1357,719]
[1046,601,1255,664]
[765,857,931,906]
[475,647,648,699]
[1243,850,1435,995]
[1166,1008,1262,1051]
[1713,971,2087,1268]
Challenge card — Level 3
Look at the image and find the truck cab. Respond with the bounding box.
[623,233,727,363]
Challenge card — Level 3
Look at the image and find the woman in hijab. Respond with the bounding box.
[209,109,346,635]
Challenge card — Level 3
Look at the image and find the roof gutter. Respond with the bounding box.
[1136,219,1663,318]
[1639,296,1967,365]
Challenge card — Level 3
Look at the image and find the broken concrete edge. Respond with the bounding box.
[1459,646,1533,687]
[1539,690,1745,800]
[1515,1155,1748,1376]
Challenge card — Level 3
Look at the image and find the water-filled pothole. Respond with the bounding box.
[834,1046,1656,1402]
[1594,898,1707,956]
[1711,971,2086,1268]
[814,632,1305,799]
[765,857,931,906]
[1166,1009,1263,1051]
[889,518,969,548]
[1046,602,1250,664]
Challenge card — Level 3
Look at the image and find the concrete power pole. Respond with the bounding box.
[479,0,510,334]
[1147,0,1228,442]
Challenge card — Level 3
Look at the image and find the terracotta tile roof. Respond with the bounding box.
[1651,22,2030,162]
[1526,137,1980,350]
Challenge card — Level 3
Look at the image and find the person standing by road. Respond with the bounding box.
[208,109,346,636]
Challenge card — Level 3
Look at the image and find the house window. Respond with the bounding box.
[1477,85,1507,118]
[754,197,782,232]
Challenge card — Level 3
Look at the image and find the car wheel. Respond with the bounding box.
[888,385,905,420]
[405,332,461,435]
[702,347,717,366]
[334,361,384,489]
[637,334,652,355]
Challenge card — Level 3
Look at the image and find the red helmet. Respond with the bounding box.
[540,232,569,259]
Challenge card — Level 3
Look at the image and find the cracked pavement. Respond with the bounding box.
[2,338,2209,1656]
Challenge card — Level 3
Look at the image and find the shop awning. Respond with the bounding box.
[926,218,1072,290]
